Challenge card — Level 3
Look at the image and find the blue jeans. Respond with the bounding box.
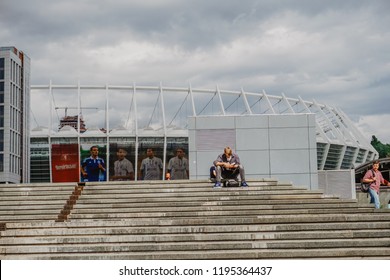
[368,187,380,209]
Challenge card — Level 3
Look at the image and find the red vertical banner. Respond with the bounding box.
[51,144,80,182]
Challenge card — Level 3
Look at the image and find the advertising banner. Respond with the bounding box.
[51,143,79,182]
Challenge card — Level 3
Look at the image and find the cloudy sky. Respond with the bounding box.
[1,0,390,142]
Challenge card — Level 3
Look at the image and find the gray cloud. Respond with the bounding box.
[2,0,390,142]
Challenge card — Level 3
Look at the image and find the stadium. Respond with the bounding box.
[30,83,377,186]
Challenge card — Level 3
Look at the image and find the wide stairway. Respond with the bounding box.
[1,179,390,260]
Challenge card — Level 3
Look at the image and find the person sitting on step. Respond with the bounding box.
[212,146,248,188]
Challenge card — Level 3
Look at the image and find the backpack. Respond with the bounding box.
[226,179,240,187]
[360,170,374,193]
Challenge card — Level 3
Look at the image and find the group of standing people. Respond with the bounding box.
[80,146,189,182]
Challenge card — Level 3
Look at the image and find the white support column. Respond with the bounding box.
[241,88,252,115]
[297,96,312,113]
[48,80,53,136]
[133,83,139,181]
[281,93,294,114]
[337,146,347,170]
[77,81,81,182]
[160,82,167,135]
[48,80,53,183]
[362,150,369,163]
[77,81,81,135]
[105,84,109,181]
[133,83,138,135]
[105,84,109,134]
[189,83,197,116]
[48,133,53,183]
[263,90,276,114]
[160,82,167,179]
[216,85,225,115]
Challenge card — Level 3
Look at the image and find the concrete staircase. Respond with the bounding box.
[1,179,390,260]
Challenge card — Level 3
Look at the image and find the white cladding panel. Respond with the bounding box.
[189,114,318,190]
[236,128,269,150]
[269,127,310,150]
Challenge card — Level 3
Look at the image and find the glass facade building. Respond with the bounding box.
[0,47,30,184]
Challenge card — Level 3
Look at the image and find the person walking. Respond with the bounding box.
[362,160,390,209]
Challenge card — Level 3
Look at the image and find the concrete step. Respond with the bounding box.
[0,183,81,223]
[70,202,370,213]
[2,247,390,260]
[3,219,390,235]
[3,237,390,255]
[68,208,378,221]
[2,228,390,245]
[3,212,390,228]
[1,179,390,260]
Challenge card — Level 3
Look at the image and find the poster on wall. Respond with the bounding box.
[165,140,189,180]
[137,137,164,180]
[80,144,107,182]
[51,144,79,182]
[109,143,135,181]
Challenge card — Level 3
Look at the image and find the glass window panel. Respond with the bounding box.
[0,154,3,172]
[0,130,3,151]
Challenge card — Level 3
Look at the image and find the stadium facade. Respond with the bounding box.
[29,83,377,184]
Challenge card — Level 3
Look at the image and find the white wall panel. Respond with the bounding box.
[269,127,309,150]
[189,114,318,190]
[237,150,270,176]
[268,114,309,128]
[236,128,269,150]
[235,115,269,129]
[270,149,310,174]
[195,116,235,129]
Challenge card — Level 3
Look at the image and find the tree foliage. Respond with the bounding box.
[371,135,390,158]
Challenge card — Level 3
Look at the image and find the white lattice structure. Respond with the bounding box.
[31,83,377,172]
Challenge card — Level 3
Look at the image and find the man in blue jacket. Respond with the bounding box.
[80,146,106,182]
